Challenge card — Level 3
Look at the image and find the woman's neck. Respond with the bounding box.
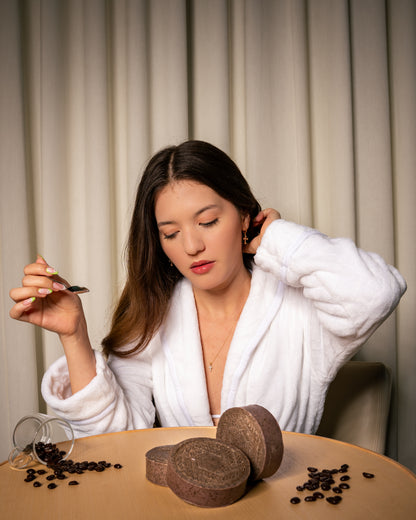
[192,268,251,322]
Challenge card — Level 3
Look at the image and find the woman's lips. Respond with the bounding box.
[190,260,215,274]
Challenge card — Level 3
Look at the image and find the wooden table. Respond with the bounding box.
[1,427,415,519]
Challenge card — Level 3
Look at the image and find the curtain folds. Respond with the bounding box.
[1,0,414,471]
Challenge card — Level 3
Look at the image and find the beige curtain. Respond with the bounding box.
[1,0,414,471]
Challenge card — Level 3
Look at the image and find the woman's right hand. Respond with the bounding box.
[9,255,85,338]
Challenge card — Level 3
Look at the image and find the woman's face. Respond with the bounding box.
[154,180,249,293]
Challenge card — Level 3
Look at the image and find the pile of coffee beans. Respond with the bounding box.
[290,464,375,506]
[22,442,122,490]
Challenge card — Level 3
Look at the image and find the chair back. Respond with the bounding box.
[316,361,392,454]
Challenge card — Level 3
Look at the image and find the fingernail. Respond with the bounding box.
[38,288,53,295]
[46,267,58,275]
[23,297,36,306]
[52,282,66,291]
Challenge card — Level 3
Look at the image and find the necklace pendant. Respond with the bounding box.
[208,363,213,372]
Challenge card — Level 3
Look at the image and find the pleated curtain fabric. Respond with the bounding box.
[0,0,415,472]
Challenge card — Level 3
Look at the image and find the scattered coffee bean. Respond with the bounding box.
[340,475,350,481]
[313,492,324,499]
[22,443,122,490]
[363,472,375,479]
[290,497,301,504]
[332,486,342,494]
[326,495,342,505]
[305,495,316,502]
[339,483,350,489]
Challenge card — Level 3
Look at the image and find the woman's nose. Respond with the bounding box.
[183,230,205,256]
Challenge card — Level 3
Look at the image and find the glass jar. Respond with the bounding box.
[8,413,75,469]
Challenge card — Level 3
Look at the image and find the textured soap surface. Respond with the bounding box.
[216,404,284,480]
[166,437,251,508]
[145,445,174,487]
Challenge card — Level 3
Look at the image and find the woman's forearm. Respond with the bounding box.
[59,317,97,394]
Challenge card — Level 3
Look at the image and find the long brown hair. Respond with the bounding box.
[102,140,261,357]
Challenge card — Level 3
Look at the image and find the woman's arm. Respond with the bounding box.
[9,255,96,394]
[250,215,406,343]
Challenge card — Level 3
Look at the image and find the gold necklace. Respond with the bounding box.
[207,324,236,372]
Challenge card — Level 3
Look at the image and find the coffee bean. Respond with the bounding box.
[46,475,56,481]
[326,495,342,505]
[114,464,122,469]
[296,485,304,491]
[339,483,350,489]
[307,467,318,473]
[340,475,350,481]
[68,481,79,486]
[313,492,324,499]
[332,486,342,494]
[37,469,47,475]
[305,495,316,502]
[47,483,57,489]
[290,497,301,504]
[33,481,42,488]
[363,472,375,479]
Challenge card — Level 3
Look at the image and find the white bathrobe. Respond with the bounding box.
[41,220,406,437]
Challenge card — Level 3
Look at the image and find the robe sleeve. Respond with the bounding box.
[254,219,406,349]
[41,346,155,437]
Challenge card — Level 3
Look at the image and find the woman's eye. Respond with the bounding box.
[200,218,219,228]
[163,231,178,240]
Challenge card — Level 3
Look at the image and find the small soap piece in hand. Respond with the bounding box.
[166,437,250,508]
[216,404,284,481]
[145,445,174,487]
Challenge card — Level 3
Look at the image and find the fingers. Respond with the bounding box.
[252,208,281,226]
[9,296,37,321]
[243,209,281,255]
[9,256,69,306]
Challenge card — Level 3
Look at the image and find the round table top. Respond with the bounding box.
[1,427,415,519]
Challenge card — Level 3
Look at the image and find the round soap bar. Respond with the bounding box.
[216,404,284,481]
[166,437,250,508]
[145,445,174,486]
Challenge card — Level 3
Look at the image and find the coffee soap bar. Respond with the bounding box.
[216,404,284,480]
[145,445,174,487]
[166,437,250,508]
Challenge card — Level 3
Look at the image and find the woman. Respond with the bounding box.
[9,140,406,436]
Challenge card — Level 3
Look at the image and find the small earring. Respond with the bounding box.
[242,230,248,245]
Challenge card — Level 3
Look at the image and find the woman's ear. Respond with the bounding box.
[241,213,250,232]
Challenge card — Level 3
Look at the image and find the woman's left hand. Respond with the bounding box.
[243,208,281,255]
